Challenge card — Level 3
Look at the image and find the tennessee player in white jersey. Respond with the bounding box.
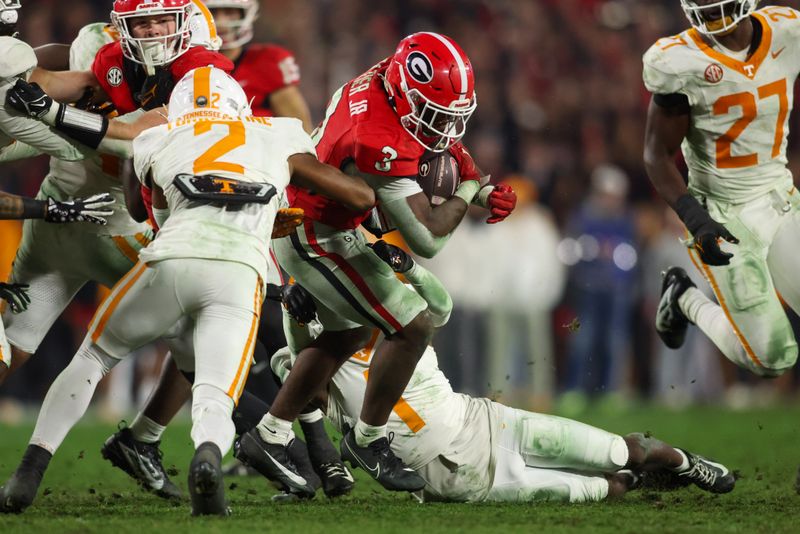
[0,66,374,516]
[271,242,736,503]
[644,1,800,377]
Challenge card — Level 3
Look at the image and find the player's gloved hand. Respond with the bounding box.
[0,282,30,313]
[448,142,481,182]
[5,79,53,119]
[486,183,517,224]
[281,283,316,325]
[675,194,739,266]
[272,207,304,239]
[136,70,174,110]
[370,240,414,273]
[44,193,115,225]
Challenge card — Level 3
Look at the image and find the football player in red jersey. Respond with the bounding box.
[204,0,312,131]
[236,32,517,494]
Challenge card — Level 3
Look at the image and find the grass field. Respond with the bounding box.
[1,406,800,533]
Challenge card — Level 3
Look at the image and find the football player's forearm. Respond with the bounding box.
[644,157,689,210]
[0,192,45,220]
[403,263,452,327]
[29,68,98,104]
[270,86,314,133]
[381,197,452,258]
[33,44,71,71]
[290,154,375,211]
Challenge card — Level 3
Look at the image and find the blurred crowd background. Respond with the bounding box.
[2,0,800,421]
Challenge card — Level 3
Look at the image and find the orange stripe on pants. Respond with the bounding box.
[687,247,764,368]
[227,280,262,404]
[112,236,140,264]
[89,263,147,343]
[363,370,426,433]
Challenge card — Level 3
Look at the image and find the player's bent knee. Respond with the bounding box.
[397,310,435,347]
[754,345,797,378]
[76,340,119,375]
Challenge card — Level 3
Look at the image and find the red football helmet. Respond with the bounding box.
[384,32,476,153]
[111,0,194,68]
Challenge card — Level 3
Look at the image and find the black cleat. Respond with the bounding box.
[340,430,425,492]
[188,442,229,516]
[655,267,696,349]
[101,424,181,500]
[676,449,735,494]
[316,460,355,498]
[235,429,316,498]
[0,445,51,514]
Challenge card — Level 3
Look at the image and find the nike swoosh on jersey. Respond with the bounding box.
[772,47,786,59]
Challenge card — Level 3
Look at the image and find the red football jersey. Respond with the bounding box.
[287,58,425,229]
[232,44,300,117]
[92,43,234,115]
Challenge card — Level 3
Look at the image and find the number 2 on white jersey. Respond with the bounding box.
[714,79,788,169]
[193,120,246,174]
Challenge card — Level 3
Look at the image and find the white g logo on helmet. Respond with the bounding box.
[168,66,251,122]
[406,51,433,84]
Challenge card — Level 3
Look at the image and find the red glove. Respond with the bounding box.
[448,142,480,182]
[486,183,517,224]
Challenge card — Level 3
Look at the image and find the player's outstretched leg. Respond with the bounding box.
[188,442,229,516]
[0,445,51,514]
[101,422,181,499]
[655,267,696,349]
[624,432,735,494]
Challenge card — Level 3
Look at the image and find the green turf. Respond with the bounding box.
[1,406,799,533]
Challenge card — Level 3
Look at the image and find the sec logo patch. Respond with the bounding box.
[704,63,723,84]
[107,67,123,87]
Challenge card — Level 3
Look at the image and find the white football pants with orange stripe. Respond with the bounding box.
[28,258,262,456]
[680,186,800,376]
[0,316,10,367]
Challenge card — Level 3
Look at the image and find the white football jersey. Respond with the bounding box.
[326,330,470,470]
[133,115,314,282]
[43,22,144,235]
[643,5,800,203]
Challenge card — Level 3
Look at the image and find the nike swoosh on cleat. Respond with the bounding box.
[120,444,165,489]
[772,46,786,59]
[264,450,308,488]
[344,440,380,478]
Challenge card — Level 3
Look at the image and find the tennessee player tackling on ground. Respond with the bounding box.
[236,32,517,494]
[0,66,374,516]
[644,2,800,378]
[271,241,736,503]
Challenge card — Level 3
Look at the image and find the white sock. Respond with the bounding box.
[679,287,757,372]
[130,414,166,444]
[30,343,116,454]
[257,412,294,446]
[297,409,323,424]
[190,384,235,456]
[354,419,386,447]
[671,449,691,472]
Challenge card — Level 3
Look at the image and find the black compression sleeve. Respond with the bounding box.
[21,197,46,219]
[653,93,690,114]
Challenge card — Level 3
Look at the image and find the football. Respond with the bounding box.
[417,152,460,206]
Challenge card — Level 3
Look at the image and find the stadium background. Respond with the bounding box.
[1,0,799,421]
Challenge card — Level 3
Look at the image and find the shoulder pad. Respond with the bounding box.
[642,37,687,95]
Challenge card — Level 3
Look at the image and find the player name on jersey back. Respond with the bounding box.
[643,5,800,203]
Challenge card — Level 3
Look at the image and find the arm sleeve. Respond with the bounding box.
[0,140,44,162]
[132,126,164,184]
[379,195,452,258]
[0,83,88,161]
[403,263,452,328]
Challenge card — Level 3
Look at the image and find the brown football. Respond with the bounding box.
[417,152,460,206]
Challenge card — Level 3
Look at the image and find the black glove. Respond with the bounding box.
[281,284,316,325]
[6,79,53,119]
[370,240,414,273]
[675,194,739,266]
[136,69,174,110]
[0,282,30,313]
[45,193,115,225]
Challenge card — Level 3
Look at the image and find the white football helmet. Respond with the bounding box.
[680,0,759,36]
[168,66,251,122]
[202,0,258,49]
[188,0,222,51]
[0,0,21,37]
